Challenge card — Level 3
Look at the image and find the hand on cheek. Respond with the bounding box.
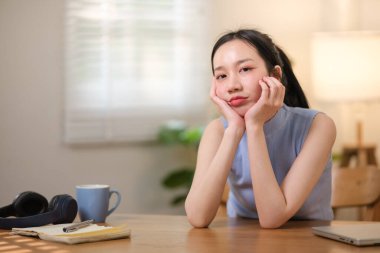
[245,76,285,126]
[209,79,225,107]
[263,76,285,107]
[210,79,245,130]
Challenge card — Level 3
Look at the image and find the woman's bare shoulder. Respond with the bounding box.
[198,118,225,146]
[314,112,336,131]
[203,118,225,135]
[311,112,336,141]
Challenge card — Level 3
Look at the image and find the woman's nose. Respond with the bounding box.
[227,75,242,92]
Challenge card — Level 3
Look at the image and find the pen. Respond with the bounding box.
[63,219,94,233]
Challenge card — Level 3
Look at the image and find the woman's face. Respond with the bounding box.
[213,39,269,116]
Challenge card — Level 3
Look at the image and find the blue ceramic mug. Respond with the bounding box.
[76,184,121,222]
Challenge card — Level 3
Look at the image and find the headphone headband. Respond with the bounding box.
[0,192,77,229]
[0,191,48,217]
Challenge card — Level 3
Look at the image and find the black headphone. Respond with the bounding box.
[0,191,78,229]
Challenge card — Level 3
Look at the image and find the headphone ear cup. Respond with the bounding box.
[0,193,77,229]
[13,191,49,217]
[49,194,78,224]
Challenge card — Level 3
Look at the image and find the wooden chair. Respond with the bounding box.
[332,166,380,221]
[340,144,378,168]
[217,166,380,220]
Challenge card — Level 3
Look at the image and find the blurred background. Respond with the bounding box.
[1,0,380,216]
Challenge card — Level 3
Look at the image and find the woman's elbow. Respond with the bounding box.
[185,210,211,228]
[185,202,212,228]
[258,217,286,229]
[187,215,211,228]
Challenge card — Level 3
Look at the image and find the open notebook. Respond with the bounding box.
[12,223,131,245]
[312,223,380,246]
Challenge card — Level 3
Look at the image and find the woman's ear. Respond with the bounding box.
[271,65,282,80]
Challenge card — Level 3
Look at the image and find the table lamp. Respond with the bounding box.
[311,31,380,167]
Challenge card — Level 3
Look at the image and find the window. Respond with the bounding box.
[64,0,210,143]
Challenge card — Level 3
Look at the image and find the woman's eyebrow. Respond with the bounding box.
[214,58,255,72]
[236,58,255,65]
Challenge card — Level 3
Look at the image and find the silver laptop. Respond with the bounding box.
[312,223,380,246]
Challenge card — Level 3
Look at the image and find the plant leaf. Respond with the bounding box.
[171,194,187,205]
[157,127,184,145]
[179,127,203,147]
[162,168,194,189]
[157,121,188,145]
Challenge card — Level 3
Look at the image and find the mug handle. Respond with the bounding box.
[107,190,121,216]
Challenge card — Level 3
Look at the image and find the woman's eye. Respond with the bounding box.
[240,67,252,73]
[216,74,226,80]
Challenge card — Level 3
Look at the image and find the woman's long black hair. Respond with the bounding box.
[211,29,309,108]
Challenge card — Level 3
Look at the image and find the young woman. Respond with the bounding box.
[185,29,336,229]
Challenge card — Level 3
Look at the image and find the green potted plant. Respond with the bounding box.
[158,121,203,205]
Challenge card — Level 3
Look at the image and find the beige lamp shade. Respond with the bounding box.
[311,31,380,102]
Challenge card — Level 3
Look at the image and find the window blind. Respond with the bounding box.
[64,0,210,143]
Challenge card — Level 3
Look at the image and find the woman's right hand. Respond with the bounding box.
[210,79,245,133]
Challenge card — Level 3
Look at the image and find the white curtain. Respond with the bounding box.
[64,0,210,143]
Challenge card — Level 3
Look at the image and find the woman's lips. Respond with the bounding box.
[228,96,247,107]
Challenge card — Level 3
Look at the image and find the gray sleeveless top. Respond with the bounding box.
[222,105,333,220]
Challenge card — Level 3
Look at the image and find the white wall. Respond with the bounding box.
[0,0,193,214]
[1,0,380,216]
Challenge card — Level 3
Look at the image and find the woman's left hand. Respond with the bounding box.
[244,76,285,127]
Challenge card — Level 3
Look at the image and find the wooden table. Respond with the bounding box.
[1,214,379,252]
